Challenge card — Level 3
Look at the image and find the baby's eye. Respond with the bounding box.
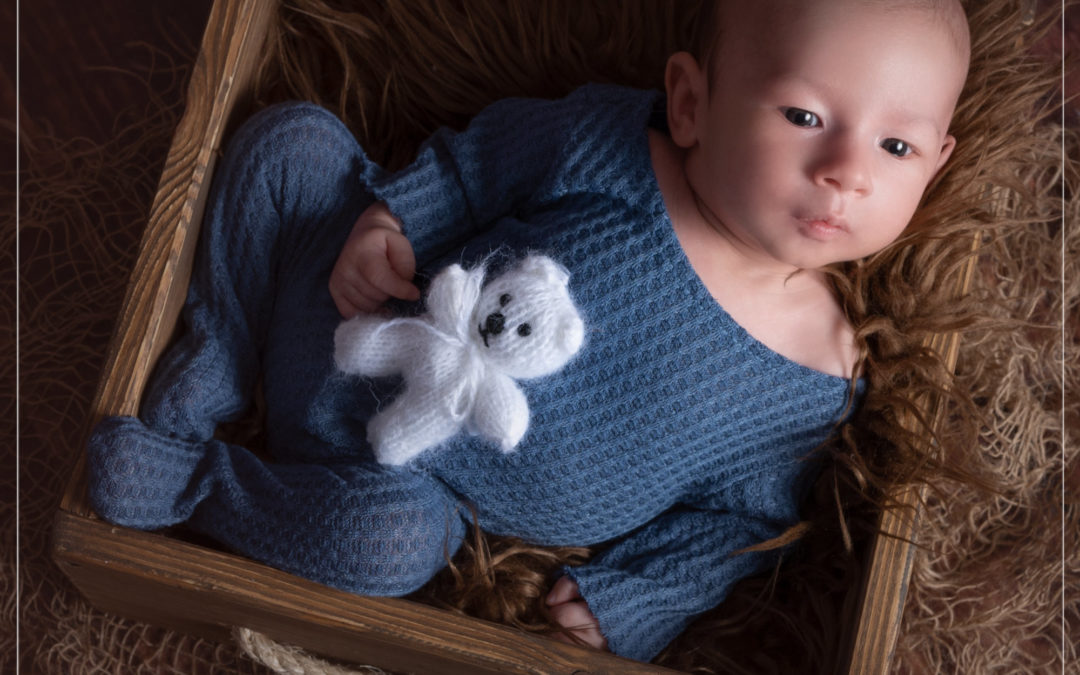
[881,138,913,157]
[783,107,820,128]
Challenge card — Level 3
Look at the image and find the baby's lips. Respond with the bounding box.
[795,209,850,232]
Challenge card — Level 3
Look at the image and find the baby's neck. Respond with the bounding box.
[648,130,858,378]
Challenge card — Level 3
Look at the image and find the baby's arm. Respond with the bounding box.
[334,87,611,315]
[329,201,420,318]
[557,507,789,661]
[365,89,602,257]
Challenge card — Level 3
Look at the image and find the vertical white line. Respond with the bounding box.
[14,0,20,669]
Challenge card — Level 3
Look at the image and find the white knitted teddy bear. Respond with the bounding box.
[334,255,585,466]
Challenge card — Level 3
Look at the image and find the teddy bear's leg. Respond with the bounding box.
[139,102,372,451]
[89,415,467,595]
[367,387,464,466]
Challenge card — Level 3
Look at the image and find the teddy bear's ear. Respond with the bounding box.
[519,255,570,287]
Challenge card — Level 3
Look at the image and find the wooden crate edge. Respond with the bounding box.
[51,511,680,675]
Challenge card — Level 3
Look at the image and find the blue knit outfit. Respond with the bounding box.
[88,84,861,662]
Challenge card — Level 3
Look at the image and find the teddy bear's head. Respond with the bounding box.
[471,256,585,379]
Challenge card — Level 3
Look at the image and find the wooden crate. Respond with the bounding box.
[51,0,970,672]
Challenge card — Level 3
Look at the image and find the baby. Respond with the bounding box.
[87,0,970,663]
[328,0,969,651]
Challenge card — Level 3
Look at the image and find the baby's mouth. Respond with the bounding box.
[796,213,849,240]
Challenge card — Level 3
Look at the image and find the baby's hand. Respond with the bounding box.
[546,576,609,651]
[329,202,420,318]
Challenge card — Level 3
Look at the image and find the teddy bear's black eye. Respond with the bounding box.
[517,323,532,337]
[499,293,512,307]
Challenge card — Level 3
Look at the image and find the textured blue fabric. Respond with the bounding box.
[87,86,862,662]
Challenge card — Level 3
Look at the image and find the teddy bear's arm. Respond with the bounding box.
[469,373,530,451]
[334,315,416,377]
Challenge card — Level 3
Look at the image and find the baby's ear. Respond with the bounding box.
[933,134,957,176]
[519,255,570,287]
[665,51,706,149]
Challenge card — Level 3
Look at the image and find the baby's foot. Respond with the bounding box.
[87,416,209,529]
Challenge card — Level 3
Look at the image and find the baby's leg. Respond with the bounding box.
[86,104,463,593]
[89,416,467,595]
[140,101,371,450]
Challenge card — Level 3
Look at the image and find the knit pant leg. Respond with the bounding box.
[87,103,467,593]
[88,416,466,595]
[139,101,370,448]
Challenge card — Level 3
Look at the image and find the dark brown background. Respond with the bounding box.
[16,2,211,143]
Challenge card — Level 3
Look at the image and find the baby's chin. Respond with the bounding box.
[772,249,868,274]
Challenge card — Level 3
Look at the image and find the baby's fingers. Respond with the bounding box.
[546,576,582,606]
[333,278,384,318]
[548,601,608,651]
[330,257,389,317]
[366,233,419,302]
[364,261,419,302]
[329,272,364,318]
[331,291,360,319]
[385,232,419,298]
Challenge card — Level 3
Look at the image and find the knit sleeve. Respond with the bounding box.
[563,507,787,663]
[362,86,621,257]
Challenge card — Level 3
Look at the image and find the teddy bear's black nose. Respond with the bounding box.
[484,312,505,335]
[479,312,506,347]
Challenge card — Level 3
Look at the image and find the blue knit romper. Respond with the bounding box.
[88,84,860,661]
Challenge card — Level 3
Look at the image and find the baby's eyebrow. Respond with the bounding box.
[887,114,942,139]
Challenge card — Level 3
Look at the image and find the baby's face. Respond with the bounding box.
[678,1,968,270]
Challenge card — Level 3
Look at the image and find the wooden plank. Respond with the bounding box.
[52,511,682,675]
[843,238,979,675]
[59,0,276,518]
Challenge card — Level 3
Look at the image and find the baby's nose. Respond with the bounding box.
[484,312,506,335]
[813,136,873,195]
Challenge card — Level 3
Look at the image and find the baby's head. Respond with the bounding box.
[667,0,970,270]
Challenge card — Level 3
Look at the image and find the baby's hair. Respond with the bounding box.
[693,0,971,89]
[687,0,722,88]
[874,0,972,68]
